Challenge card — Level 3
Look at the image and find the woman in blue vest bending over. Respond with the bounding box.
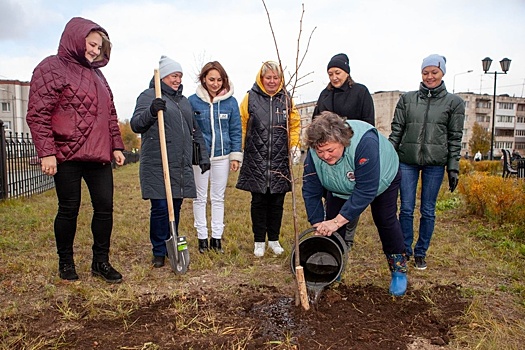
[302,111,407,296]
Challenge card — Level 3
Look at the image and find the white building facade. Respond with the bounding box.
[0,80,31,136]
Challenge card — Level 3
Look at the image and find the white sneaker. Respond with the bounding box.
[254,242,265,257]
[268,241,284,255]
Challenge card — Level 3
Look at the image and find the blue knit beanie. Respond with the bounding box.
[421,54,446,75]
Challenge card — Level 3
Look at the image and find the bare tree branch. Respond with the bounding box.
[261,0,316,311]
[296,24,317,80]
[261,0,284,72]
[295,80,314,90]
[262,1,315,97]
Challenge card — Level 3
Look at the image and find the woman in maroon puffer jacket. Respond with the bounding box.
[26,17,125,283]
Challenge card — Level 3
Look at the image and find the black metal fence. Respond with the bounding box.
[0,126,54,200]
[0,120,140,200]
[517,159,525,179]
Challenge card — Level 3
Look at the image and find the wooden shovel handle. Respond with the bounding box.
[154,69,175,223]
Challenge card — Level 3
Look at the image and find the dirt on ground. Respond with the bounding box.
[17,280,468,350]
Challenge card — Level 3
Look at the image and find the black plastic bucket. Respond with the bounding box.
[291,227,348,288]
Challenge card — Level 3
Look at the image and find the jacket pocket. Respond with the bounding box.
[52,110,76,141]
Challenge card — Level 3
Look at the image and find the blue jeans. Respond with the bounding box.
[150,198,183,257]
[399,163,445,258]
[53,161,114,264]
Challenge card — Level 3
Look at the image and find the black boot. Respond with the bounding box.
[198,239,209,254]
[151,256,165,268]
[210,238,224,253]
[59,263,79,281]
[92,262,122,283]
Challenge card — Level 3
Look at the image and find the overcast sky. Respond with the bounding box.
[1,0,524,120]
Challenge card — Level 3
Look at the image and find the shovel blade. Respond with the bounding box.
[166,235,178,272]
[166,235,190,274]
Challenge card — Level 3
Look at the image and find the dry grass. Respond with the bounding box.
[1,163,525,349]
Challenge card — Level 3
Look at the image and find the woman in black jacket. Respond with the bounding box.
[236,61,301,257]
[312,53,375,251]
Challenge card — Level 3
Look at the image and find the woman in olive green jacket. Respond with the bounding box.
[389,54,465,270]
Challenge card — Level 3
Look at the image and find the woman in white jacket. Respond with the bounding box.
[188,61,242,253]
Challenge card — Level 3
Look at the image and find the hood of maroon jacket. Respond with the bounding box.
[26,17,124,164]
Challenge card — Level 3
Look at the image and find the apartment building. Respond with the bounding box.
[296,92,403,140]
[0,80,30,135]
[296,101,316,146]
[297,91,525,158]
[459,92,525,158]
[370,90,403,137]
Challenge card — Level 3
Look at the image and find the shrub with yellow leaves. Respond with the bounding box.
[458,172,525,226]
[459,159,501,175]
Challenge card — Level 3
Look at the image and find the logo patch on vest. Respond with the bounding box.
[358,157,369,166]
[346,171,356,182]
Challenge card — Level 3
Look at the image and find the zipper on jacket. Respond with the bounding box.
[170,97,186,198]
[267,97,273,189]
[218,100,225,157]
[210,102,215,159]
[178,102,186,198]
[420,93,433,164]
[165,91,189,198]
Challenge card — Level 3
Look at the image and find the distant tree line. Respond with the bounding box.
[119,120,140,151]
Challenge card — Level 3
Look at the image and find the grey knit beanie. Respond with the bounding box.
[159,55,183,78]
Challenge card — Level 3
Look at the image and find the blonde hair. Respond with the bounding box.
[260,61,282,78]
[93,30,111,62]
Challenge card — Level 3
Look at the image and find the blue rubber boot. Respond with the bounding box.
[386,254,407,296]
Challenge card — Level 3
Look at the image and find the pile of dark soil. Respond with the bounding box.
[22,282,468,349]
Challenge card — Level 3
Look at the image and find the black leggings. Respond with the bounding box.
[53,161,114,264]
[250,190,286,242]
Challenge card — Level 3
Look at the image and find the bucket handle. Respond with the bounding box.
[299,227,348,255]
[293,227,349,285]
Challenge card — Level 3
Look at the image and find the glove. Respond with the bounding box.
[291,146,301,165]
[150,98,166,117]
[199,162,211,174]
[448,170,459,193]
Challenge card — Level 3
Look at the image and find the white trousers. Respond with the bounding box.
[192,158,230,240]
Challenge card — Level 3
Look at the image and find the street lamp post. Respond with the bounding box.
[482,57,511,160]
[452,70,473,93]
